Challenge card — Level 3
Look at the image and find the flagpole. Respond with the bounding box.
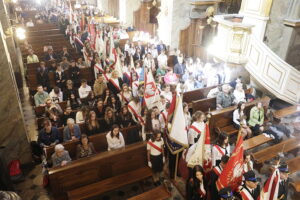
[174,153,179,181]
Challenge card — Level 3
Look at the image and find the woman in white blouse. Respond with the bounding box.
[233,83,246,104]
[212,133,230,166]
[106,124,125,151]
[233,102,252,139]
[183,103,192,130]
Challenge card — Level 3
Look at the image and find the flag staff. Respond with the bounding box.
[174,153,179,181]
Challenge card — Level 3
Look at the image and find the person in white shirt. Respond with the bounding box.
[207,86,221,98]
[160,85,173,103]
[233,83,246,104]
[145,109,161,141]
[233,102,252,138]
[26,19,34,27]
[188,111,206,145]
[143,53,156,72]
[147,131,165,185]
[157,50,168,72]
[158,103,170,132]
[49,86,63,103]
[78,79,92,99]
[212,133,230,166]
[183,103,192,130]
[106,124,125,151]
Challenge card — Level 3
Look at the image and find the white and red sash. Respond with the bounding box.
[214,145,225,156]
[239,187,254,200]
[120,92,130,104]
[94,63,105,74]
[147,141,162,152]
[128,103,144,125]
[124,71,131,80]
[189,123,202,135]
[75,36,84,47]
[161,111,167,124]
[213,166,222,176]
[109,78,121,91]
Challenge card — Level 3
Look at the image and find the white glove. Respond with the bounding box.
[163,157,165,164]
[148,161,152,168]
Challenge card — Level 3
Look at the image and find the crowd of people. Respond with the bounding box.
[20,4,294,200]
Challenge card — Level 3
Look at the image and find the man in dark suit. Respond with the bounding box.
[210,155,229,200]
[36,61,50,91]
[44,48,58,61]
[278,163,289,200]
[156,40,166,55]
[236,170,260,200]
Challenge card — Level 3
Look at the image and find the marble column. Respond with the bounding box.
[0,15,32,164]
[0,0,23,88]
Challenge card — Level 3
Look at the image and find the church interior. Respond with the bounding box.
[0,0,299,199]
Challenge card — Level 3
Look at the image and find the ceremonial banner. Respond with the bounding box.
[217,132,244,191]
[88,24,96,50]
[165,96,189,154]
[144,71,161,109]
[258,169,280,200]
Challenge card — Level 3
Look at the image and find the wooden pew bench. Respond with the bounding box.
[243,134,273,151]
[251,137,300,164]
[67,167,153,200]
[287,155,300,174]
[44,125,139,159]
[127,185,171,200]
[291,180,300,193]
[209,96,270,139]
[273,105,300,120]
[48,142,148,199]
[191,97,216,113]
[183,84,222,105]
[34,101,67,117]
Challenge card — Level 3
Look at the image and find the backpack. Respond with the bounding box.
[8,160,23,181]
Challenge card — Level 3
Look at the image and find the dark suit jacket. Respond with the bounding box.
[36,68,50,88]
[278,179,289,200]
[107,78,123,95]
[44,52,58,61]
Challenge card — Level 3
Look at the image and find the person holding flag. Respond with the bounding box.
[259,163,289,200]
[107,70,123,95]
[188,111,207,145]
[147,131,165,186]
[215,131,245,199]
[236,170,260,200]
[210,155,230,200]
[186,165,207,200]
[212,133,231,166]
[218,187,235,200]
[144,69,162,110]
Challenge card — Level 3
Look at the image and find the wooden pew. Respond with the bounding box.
[251,137,300,164]
[183,84,221,104]
[191,97,216,113]
[68,166,152,200]
[48,142,148,199]
[291,180,300,193]
[243,134,273,151]
[34,101,67,116]
[44,125,139,159]
[209,96,270,139]
[127,185,171,200]
[287,155,300,174]
[273,105,300,120]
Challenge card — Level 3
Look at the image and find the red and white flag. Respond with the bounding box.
[258,168,280,200]
[187,123,211,168]
[144,71,161,109]
[168,96,189,147]
[217,133,244,191]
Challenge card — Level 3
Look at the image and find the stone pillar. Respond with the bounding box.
[239,0,273,40]
[0,16,32,164]
[280,0,300,68]
[0,0,23,88]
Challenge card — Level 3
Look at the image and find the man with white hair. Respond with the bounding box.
[51,144,71,167]
[216,84,234,109]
